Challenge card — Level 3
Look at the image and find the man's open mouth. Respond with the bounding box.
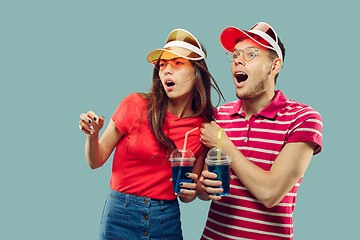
[235,72,248,83]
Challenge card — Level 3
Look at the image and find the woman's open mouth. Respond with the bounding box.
[164,79,176,91]
[166,80,175,87]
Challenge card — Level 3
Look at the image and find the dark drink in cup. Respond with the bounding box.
[171,165,193,193]
[205,148,231,196]
[169,149,195,194]
[207,164,230,196]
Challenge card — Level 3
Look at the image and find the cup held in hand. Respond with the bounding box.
[169,149,195,194]
[205,148,231,196]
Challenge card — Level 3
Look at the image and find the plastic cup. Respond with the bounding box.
[169,149,195,194]
[205,148,232,196]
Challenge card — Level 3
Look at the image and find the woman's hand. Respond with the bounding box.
[177,173,199,203]
[79,111,105,136]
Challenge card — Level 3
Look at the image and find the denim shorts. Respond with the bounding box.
[99,189,183,240]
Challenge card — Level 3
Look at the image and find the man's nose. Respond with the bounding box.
[233,55,245,66]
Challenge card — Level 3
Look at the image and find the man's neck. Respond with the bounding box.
[242,90,276,119]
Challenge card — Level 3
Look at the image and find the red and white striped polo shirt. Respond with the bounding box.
[201,90,323,240]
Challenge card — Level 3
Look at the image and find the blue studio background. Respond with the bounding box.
[1,1,359,239]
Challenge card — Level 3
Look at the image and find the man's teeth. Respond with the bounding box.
[236,72,246,76]
[235,72,248,83]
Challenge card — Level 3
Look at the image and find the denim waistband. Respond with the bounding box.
[109,189,177,206]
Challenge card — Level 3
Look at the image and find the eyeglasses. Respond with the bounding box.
[153,58,189,71]
[226,47,259,62]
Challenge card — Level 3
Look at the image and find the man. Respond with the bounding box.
[198,22,323,239]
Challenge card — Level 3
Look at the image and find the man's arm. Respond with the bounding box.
[200,121,316,208]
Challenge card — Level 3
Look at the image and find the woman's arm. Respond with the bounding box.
[80,111,123,169]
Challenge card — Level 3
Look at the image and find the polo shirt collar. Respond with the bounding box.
[229,90,287,119]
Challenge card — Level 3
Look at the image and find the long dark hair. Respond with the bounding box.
[139,46,224,153]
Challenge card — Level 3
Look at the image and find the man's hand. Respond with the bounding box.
[200,121,225,149]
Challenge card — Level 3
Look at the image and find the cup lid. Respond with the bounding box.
[205,148,230,161]
[169,149,195,161]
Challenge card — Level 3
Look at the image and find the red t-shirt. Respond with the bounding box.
[110,93,205,200]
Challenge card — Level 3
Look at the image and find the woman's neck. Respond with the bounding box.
[167,97,194,118]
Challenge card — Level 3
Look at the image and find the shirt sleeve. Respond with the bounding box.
[214,107,220,119]
[111,93,146,135]
[286,108,323,155]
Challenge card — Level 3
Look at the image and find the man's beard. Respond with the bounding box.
[236,76,268,100]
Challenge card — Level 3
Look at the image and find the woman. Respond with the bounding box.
[79,29,223,239]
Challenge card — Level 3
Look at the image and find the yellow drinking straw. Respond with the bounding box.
[217,128,224,161]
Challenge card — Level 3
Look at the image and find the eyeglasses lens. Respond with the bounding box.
[226,48,257,62]
[154,58,188,70]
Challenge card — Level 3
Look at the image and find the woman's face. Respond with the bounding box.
[158,58,196,101]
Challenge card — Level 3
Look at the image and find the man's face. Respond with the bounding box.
[230,39,274,100]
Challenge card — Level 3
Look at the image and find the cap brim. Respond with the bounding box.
[147,47,202,63]
[220,27,271,52]
[220,27,250,51]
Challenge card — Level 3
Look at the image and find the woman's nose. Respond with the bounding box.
[164,64,173,74]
